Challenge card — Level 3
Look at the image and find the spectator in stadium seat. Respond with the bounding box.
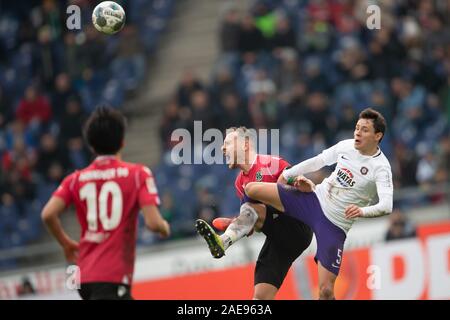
[273,49,301,104]
[195,187,219,223]
[0,85,13,129]
[35,133,69,178]
[297,17,332,54]
[82,25,108,72]
[2,169,35,214]
[248,70,278,128]
[220,7,241,53]
[238,14,265,54]
[392,142,419,188]
[113,26,146,93]
[15,85,52,127]
[51,73,80,119]
[217,92,252,132]
[271,14,296,51]
[4,120,37,152]
[385,209,417,242]
[59,98,86,143]
[304,92,335,140]
[304,57,332,94]
[63,32,86,82]
[44,162,65,186]
[210,66,238,106]
[160,100,181,150]
[33,26,63,89]
[190,90,215,129]
[34,0,64,41]
[67,137,88,170]
[282,81,308,121]
[159,191,177,228]
[416,149,439,188]
[438,136,450,175]
[176,69,204,108]
[2,139,35,182]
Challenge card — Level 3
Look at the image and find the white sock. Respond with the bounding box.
[220,203,258,251]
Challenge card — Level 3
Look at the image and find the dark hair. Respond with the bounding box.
[358,108,386,143]
[83,107,127,155]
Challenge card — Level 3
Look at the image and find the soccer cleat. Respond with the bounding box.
[195,219,225,259]
[212,217,255,237]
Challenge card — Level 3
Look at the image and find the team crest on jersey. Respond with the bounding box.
[360,166,368,175]
[255,170,263,181]
[336,168,356,187]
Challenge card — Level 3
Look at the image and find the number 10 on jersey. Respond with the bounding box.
[80,182,123,231]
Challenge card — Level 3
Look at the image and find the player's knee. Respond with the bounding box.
[253,292,275,300]
[254,219,264,232]
[319,283,335,300]
[244,182,259,199]
[253,287,277,300]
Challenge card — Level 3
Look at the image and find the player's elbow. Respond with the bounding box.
[41,206,54,224]
[379,200,393,217]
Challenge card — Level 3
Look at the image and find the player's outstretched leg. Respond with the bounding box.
[195,219,225,258]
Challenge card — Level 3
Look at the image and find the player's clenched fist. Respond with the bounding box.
[63,239,79,264]
[293,176,316,193]
[344,204,363,219]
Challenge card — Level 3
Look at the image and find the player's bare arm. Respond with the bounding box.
[141,205,171,238]
[278,174,315,192]
[41,196,79,263]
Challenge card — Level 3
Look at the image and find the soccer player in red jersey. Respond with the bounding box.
[196,127,313,299]
[41,107,170,300]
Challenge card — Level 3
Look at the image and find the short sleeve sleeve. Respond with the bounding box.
[52,173,76,206]
[138,166,160,207]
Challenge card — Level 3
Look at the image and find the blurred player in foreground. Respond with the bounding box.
[245,108,393,299]
[41,107,170,300]
[196,127,313,299]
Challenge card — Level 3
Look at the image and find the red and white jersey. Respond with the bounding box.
[234,154,290,201]
[53,156,160,285]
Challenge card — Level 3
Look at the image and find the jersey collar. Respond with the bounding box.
[243,154,259,176]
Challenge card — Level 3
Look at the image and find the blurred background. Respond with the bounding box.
[0,0,449,299]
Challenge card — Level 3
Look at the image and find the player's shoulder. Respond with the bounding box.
[59,170,81,191]
[372,150,392,170]
[337,139,355,150]
[258,154,288,164]
[122,161,154,175]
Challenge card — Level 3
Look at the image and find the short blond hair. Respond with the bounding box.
[226,126,257,149]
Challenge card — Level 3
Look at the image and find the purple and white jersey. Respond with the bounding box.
[283,139,393,233]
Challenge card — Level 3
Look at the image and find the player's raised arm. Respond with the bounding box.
[282,141,344,180]
[41,196,79,263]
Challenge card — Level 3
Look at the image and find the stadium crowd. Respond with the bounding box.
[0,0,174,264]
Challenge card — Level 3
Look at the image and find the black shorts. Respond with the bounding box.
[78,282,133,300]
[254,206,313,289]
